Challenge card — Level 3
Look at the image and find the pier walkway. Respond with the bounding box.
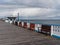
[0,21,60,45]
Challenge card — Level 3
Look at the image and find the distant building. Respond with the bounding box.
[5,17,16,24]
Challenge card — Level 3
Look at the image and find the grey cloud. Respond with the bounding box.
[0,0,54,8]
[0,0,60,19]
[0,0,60,9]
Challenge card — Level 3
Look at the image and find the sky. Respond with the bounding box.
[0,0,60,19]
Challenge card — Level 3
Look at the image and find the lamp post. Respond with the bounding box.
[17,12,19,21]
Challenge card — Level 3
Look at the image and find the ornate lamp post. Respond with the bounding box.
[17,12,19,21]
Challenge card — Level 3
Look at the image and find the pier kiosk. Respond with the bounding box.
[35,24,41,32]
[23,22,27,28]
[19,22,22,27]
[30,23,35,31]
[41,25,51,35]
[51,25,60,38]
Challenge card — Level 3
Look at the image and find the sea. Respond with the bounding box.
[20,19,60,26]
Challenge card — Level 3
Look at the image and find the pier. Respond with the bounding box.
[0,20,60,45]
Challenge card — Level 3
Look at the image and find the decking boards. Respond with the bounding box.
[0,21,60,45]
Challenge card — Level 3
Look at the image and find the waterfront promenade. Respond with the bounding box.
[0,20,60,45]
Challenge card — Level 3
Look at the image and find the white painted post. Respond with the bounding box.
[51,25,53,36]
[27,23,30,28]
[22,22,24,27]
[38,24,41,32]
[35,24,41,32]
[18,21,19,26]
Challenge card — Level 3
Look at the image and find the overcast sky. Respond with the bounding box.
[0,0,60,19]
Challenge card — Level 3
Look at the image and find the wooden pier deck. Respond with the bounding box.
[0,21,60,45]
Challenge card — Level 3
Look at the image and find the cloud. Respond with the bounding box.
[15,8,60,19]
[2,0,60,8]
[0,0,57,8]
[0,0,60,8]
[13,8,58,19]
[13,8,48,15]
[0,0,60,19]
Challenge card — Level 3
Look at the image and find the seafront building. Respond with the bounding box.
[4,17,16,24]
